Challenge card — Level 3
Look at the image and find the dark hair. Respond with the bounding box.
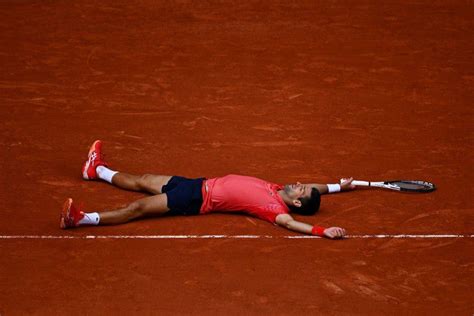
[289,188,321,215]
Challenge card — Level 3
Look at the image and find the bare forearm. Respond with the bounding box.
[308,184,328,194]
[275,215,346,239]
[308,178,355,194]
[285,220,314,235]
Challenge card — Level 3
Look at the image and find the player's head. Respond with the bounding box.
[283,183,320,215]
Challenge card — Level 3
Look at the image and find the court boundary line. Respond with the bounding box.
[0,234,472,239]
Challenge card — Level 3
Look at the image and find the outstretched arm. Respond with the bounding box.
[275,214,346,239]
[305,177,356,195]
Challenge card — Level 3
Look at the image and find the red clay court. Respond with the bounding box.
[0,1,473,315]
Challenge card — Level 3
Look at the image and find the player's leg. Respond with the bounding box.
[60,194,170,228]
[98,193,169,225]
[60,176,205,229]
[108,172,172,194]
[81,140,172,194]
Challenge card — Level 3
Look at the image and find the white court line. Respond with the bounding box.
[0,234,472,239]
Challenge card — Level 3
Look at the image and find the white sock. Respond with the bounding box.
[78,212,100,226]
[96,166,118,183]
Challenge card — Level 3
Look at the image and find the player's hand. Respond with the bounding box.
[323,227,346,239]
[340,177,356,191]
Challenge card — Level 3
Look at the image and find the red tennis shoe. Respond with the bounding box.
[81,140,108,180]
[60,198,84,229]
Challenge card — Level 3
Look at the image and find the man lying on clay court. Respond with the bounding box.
[60,140,356,239]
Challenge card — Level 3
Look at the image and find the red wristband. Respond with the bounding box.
[311,226,326,236]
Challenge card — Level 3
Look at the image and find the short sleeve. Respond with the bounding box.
[254,204,288,223]
[270,183,284,191]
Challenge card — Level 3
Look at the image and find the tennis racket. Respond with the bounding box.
[344,179,436,193]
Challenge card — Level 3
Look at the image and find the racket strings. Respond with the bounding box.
[391,181,435,192]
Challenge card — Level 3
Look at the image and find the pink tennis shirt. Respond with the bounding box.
[200,174,289,223]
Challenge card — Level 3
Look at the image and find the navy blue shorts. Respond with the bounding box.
[162,176,205,216]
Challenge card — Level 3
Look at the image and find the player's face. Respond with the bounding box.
[284,182,312,200]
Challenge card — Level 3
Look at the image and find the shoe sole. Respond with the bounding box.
[82,140,101,180]
[88,140,101,158]
[60,198,73,229]
[82,161,91,180]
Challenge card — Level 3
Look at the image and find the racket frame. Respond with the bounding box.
[349,180,436,192]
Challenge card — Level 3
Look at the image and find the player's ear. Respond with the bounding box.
[292,199,302,208]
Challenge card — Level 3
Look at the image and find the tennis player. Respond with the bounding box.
[60,140,356,239]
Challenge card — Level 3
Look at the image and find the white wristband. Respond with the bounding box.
[327,184,341,193]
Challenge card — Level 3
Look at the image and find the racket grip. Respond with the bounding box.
[350,180,370,186]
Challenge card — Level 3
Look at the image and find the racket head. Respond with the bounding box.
[384,180,436,193]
